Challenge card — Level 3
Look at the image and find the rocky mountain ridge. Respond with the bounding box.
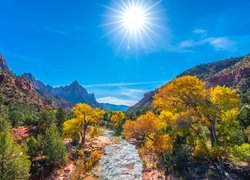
[129,55,250,111]
[0,53,129,111]
[0,70,47,109]
[22,73,100,108]
[22,73,130,111]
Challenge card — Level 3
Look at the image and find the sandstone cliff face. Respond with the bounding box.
[130,55,250,111]
[0,71,47,108]
[207,56,250,92]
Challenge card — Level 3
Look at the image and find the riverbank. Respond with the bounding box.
[49,131,114,179]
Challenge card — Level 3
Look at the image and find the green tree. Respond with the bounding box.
[7,103,38,127]
[9,108,25,127]
[238,105,250,128]
[38,110,56,134]
[56,108,68,133]
[0,113,31,179]
[26,136,41,159]
[43,125,67,165]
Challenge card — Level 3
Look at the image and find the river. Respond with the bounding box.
[91,130,143,180]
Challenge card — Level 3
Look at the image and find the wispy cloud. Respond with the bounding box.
[179,39,198,48]
[203,37,237,51]
[178,29,237,51]
[193,28,206,34]
[87,82,166,106]
[120,88,144,98]
[97,96,137,106]
[84,80,167,88]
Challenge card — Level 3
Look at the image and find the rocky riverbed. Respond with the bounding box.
[90,130,143,180]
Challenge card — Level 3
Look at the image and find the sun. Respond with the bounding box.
[122,6,146,34]
[103,0,164,52]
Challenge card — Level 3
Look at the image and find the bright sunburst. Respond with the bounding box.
[103,0,164,52]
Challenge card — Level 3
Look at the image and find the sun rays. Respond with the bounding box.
[102,0,165,54]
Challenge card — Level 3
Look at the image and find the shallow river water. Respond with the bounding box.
[93,131,143,180]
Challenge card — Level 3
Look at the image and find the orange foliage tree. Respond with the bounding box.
[123,111,161,142]
[123,111,173,154]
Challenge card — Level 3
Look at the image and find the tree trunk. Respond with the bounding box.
[78,132,82,145]
[81,124,88,146]
[209,121,217,146]
[209,121,230,178]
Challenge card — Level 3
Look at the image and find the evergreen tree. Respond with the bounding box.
[38,110,56,134]
[0,113,31,179]
[26,136,41,159]
[43,125,67,165]
[56,108,67,133]
[238,105,250,128]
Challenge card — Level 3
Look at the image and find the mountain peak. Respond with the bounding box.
[0,52,12,73]
[22,73,36,82]
[70,80,80,87]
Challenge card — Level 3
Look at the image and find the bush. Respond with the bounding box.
[71,150,102,178]
[232,143,250,162]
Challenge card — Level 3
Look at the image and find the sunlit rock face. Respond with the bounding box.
[0,52,12,73]
[0,71,47,108]
[98,139,143,180]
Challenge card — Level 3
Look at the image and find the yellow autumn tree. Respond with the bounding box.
[110,111,125,129]
[153,76,242,169]
[154,76,207,140]
[63,103,105,146]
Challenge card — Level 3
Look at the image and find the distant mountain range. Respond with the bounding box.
[129,55,250,111]
[0,52,129,111]
[100,103,130,112]
[2,52,249,112]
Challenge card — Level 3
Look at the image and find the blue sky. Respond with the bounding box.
[0,0,250,106]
